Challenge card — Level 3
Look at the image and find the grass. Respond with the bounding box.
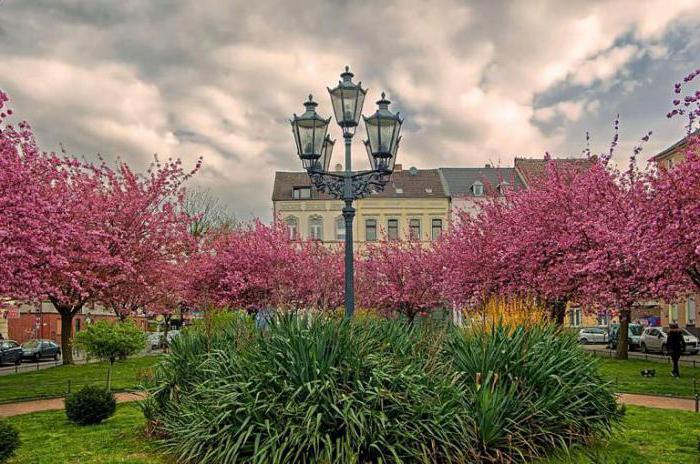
[5,404,697,464]
[597,357,700,398]
[7,403,167,464]
[539,405,700,464]
[0,355,161,403]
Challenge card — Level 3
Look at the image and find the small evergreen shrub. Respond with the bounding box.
[65,386,116,425]
[0,420,20,463]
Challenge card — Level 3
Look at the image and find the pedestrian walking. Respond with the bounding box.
[667,323,684,378]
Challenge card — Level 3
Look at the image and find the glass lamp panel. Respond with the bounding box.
[364,139,376,170]
[321,137,335,172]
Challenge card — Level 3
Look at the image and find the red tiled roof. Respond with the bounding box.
[514,157,594,186]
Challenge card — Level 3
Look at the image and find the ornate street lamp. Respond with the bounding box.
[290,66,404,318]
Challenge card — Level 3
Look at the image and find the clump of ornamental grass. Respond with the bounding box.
[144,314,620,464]
[444,323,621,462]
[145,315,475,463]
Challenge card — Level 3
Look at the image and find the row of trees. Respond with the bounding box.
[0,90,201,363]
[2,69,699,360]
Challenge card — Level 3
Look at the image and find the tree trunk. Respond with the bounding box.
[59,310,76,364]
[107,359,114,391]
[547,299,568,327]
[616,308,631,360]
[52,300,82,365]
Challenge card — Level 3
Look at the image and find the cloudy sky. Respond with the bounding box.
[1,0,699,220]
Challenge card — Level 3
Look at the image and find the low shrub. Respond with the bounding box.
[145,315,620,463]
[65,386,116,425]
[0,420,20,463]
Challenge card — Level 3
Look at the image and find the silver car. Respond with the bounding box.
[640,327,699,355]
[577,327,609,344]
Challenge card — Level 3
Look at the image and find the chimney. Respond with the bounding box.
[394,164,402,171]
[485,163,491,168]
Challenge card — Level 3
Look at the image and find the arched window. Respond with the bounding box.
[471,181,484,196]
[285,216,299,240]
[335,216,346,241]
[309,215,323,241]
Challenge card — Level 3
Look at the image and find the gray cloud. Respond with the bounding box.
[1,0,699,219]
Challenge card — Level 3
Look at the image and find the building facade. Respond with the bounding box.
[3,302,147,345]
[272,165,450,245]
[650,130,699,333]
[438,166,525,220]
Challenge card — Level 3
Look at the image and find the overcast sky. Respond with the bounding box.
[1,0,699,220]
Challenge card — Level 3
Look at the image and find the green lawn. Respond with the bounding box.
[597,358,700,398]
[5,404,698,464]
[0,355,161,403]
[7,403,166,464]
[539,405,700,464]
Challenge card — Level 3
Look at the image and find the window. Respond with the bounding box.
[309,216,323,241]
[471,181,484,196]
[687,297,696,325]
[335,216,346,241]
[670,303,679,323]
[498,182,510,195]
[285,216,299,240]
[292,187,311,199]
[568,308,582,327]
[431,219,443,240]
[387,219,399,240]
[365,219,377,241]
[666,159,674,170]
[409,219,421,240]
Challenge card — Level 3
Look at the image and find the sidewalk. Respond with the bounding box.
[0,392,145,418]
[618,393,697,412]
[0,391,695,418]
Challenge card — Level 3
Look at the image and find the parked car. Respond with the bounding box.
[577,327,609,344]
[640,327,699,355]
[0,340,23,365]
[607,323,643,351]
[21,339,61,362]
[148,330,180,350]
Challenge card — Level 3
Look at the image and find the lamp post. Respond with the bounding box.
[291,66,403,318]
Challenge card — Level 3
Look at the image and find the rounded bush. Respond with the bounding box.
[65,386,116,425]
[146,315,620,464]
[0,420,20,463]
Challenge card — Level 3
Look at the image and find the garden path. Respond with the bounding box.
[0,392,145,418]
[0,392,695,418]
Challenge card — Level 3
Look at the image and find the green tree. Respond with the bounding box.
[74,320,146,390]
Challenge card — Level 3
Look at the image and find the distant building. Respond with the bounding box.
[650,130,699,333]
[3,301,147,345]
[272,165,450,244]
[438,165,525,220]
[514,156,595,187]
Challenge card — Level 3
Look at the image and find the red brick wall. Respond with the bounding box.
[8,313,147,345]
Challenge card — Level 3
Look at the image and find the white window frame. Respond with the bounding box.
[387,218,399,241]
[285,216,299,240]
[335,216,346,241]
[309,215,323,241]
[365,218,377,241]
[409,218,421,240]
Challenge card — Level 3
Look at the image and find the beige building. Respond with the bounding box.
[272,165,450,245]
[650,130,699,333]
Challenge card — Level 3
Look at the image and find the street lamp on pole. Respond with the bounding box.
[290,66,403,318]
